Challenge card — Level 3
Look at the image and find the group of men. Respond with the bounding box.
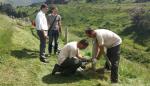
[35,4,61,63]
[35,4,122,83]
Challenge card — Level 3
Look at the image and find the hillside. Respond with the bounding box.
[20,2,150,66]
[0,2,150,86]
[0,0,46,6]
[1,0,150,7]
[1,0,150,6]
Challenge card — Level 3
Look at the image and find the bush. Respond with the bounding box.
[0,3,28,18]
[46,0,69,4]
[120,38,150,68]
[86,0,96,3]
[135,0,150,3]
[121,7,150,46]
[129,7,150,30]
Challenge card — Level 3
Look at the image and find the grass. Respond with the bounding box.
[0,15,149,86]
[0,2,150,86]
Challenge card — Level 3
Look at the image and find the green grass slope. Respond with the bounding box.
[0,2,150,86]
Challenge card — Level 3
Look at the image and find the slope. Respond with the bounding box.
[0,2,150,86]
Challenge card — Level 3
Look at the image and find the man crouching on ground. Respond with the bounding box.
[51,39,90,76]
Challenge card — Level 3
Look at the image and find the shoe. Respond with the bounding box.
[54,48,60,55]
[40,55,47,59]
[52,64,61,75]
[45,54,51,57]
[77,67,84,72]
[57,49,61,54]
[104,66,111,72]
[81,62,87,69]
[104,67,111,73]
[81,65,86,69]
[111,80,118,83]
[40,58,49,63]
[54,52,56,55]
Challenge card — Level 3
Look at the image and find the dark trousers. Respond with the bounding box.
[52,57,82,76]
[48,30,59,54]
[37,30,46,59]
[105,45,121,82]
[60,57,82,75]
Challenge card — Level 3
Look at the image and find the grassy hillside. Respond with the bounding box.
[56,3,150,67]
[60,3,150,66]
[0,2,150,86]
[0,0,46,6]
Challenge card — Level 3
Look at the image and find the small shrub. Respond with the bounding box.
[129,7,150,30]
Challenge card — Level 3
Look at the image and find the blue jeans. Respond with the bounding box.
[48,30,59,54]
[37,30,46,58]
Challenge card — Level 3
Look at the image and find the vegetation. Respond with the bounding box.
[1,0,45,6]
[0,3,28,18]
[0,1,150,86]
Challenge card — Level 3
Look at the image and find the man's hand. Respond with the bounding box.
[91,58,97,71]
[81,57,87,61]
[42,30,48,39]
[92,58,97,64]
[59,28,62,34]
[80,57,90,62]
[43,32,48,39]
[44,35,48,39]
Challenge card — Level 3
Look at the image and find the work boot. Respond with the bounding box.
[111,79,118,83]
[52,64,61,75]
[40,58,49,63]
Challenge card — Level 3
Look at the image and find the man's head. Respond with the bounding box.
[40,4,48,13]
[85,28,96,38]
[77,39,89,50]
[50,6,58,14]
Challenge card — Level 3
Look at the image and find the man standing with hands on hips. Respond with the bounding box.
[85,28,122,83]
[35,4,49,63]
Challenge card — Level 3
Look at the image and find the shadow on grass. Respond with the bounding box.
[30,28,39,40]
[42,68,107,84]
[11,48,39,59]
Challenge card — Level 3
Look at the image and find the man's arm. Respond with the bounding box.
[47,15,50,29]
[58,21,62,33]
[76,49,83,59]
[58,16,62,33]
[92,39,104,60]
[38,16,48,39]
[76,49,87,61]
[96,45,104,60]
[93,33,104,60]
[93,39,100,59]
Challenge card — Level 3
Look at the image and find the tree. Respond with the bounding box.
[46,0,69,4]
[86,0,96,3]
[135,0,150,3]
[0,3,27,18]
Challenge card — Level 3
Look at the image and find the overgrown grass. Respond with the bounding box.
[0,2,150,86]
